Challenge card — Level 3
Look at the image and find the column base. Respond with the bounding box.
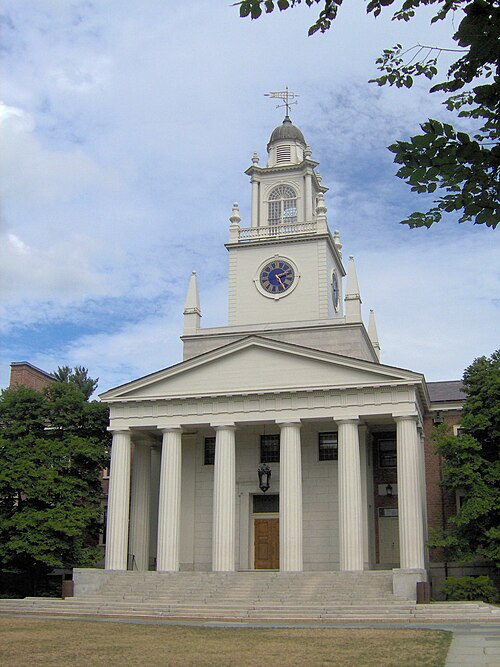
[392,568,428,601]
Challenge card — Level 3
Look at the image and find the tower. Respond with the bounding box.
[226,115,345,327]
[182,114,380,364]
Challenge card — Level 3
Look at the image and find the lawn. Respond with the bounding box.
[0,618,452,667]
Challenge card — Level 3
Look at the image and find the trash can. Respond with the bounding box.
[416,581,431,604]
[62,579,74,598]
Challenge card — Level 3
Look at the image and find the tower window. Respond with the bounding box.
[276,145,292,163]
[268,185,297,226]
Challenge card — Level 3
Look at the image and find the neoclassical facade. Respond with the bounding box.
[100,116,433,595]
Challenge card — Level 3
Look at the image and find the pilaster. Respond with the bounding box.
[129,440,151,571]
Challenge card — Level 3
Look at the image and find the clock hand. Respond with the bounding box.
[276,274,285,288]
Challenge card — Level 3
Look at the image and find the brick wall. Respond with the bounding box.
[9,362,55,392]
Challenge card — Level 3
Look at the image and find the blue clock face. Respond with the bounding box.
[259,258,295,295]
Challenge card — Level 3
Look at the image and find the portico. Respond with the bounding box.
[102,337,427,583]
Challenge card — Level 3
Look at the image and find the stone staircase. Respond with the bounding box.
[0,571,499,623]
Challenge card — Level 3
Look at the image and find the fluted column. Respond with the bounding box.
[278,420,303,571]
[105,430,132,570]
[396,416,426,570]
[129,441,151,571]
[212,424,236,571]
[157,427,183,571]
[338,419,364,571]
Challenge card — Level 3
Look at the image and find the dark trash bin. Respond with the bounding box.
[416,581,431,604]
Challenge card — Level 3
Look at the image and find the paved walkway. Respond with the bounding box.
[445,624,500,667]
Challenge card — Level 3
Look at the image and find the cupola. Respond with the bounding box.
[267,116,307,167]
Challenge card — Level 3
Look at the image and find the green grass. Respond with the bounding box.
[0,618,452,666]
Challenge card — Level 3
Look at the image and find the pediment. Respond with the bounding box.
[101,337,422,402]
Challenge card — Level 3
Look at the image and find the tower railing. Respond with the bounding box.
[238,221,318,241]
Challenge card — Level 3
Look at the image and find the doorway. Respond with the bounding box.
[378,508,400,565]
[254,518,279,569]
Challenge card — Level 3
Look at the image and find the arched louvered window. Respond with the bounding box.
[268,185,297,226]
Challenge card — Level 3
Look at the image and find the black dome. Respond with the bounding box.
[267,116,306,149]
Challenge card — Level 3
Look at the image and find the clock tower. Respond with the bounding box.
[226,115,345,327]
[182,115,380,364]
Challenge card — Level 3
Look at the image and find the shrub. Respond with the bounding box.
[442,576,497,604]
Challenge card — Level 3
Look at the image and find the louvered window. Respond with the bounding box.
[276,145,291,163]
[268,185,297,226]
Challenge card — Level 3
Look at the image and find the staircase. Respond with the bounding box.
[0,571,499,623]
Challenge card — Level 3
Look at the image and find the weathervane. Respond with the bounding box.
[265,87,299,116]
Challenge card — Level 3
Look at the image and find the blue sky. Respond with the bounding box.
[1,1,499,396]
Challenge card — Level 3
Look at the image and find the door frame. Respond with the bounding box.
[252,512,279,570]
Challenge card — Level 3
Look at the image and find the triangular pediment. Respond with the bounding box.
[100,337,423,402]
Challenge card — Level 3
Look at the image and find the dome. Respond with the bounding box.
[267,116,306,149]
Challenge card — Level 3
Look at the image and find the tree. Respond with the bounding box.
[53,365,99,401]
[238,0,500,229]
[430,350,500,566]
[0,383,110,595]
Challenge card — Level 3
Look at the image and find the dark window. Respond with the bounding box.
[204,437,215,465]
[260,434,280,463]
[378,438,397,468]
[319,432,338,461]
[253,494,279,513]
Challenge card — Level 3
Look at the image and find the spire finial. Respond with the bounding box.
[265,87,300,118]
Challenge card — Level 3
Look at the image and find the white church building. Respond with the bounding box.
[98,114,432,598]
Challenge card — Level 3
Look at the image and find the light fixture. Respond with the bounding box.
[433,411,444,425]
[258,463,271,493]
[386,483,393,497]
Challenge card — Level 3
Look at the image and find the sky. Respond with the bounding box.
[1,1,499,397]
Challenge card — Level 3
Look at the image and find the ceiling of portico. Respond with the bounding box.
[101,336,423,403]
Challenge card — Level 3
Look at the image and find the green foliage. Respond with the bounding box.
[441,575,497,603]
[53,365,99,401]
[430,351,500,566]
[237,0,500,229]
[0,384,110,591]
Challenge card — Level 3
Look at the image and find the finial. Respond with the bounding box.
[265,87,300,117]
[316,192,327,216]
[229,202,241,226]
[316,171,322,183]
[304,144,312,158]
[252,152,259,165]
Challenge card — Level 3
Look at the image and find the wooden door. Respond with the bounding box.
[378,517,400,565]
[254,518,279,569]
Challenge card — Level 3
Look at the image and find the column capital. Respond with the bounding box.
[107,427,130,434]
[335,416,359,425]
[393,414,418,423]
[211,423,236,431]
[158,424,183,434]
[276,419,302,428]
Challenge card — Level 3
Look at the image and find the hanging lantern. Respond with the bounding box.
[258,463,272,493]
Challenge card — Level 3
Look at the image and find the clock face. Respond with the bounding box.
[259,258,295,295]
[332,272,339,311]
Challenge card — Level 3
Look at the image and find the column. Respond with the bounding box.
[128,441,151,571]
[304,171,313,221]
[278,420,303,571]
[338,419,364,571]
[396,416,426,570]
[105,430,132,570]
[251,177,260,227]
[212,424,236,571]
[157,427,183,571]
